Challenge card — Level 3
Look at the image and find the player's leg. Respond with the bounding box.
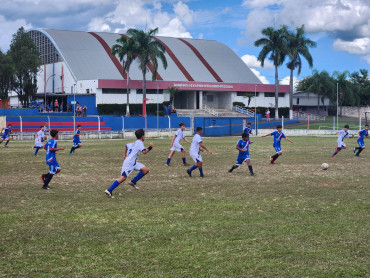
[270,146,281,163]
[129,163,148,190]
[187,154,200,177]
[332,143,343,157]
[42,162,60,189]
[196,161,204,177]
[166,150,175,166]
[181,148,189,166]
[4,138,10,147]
[105,175,127,198]
[246,159,254,176]
[355,140,365,156]
[229,158,242,172]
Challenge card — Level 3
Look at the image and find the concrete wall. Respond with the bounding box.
[293,93,330,106]
[341,106,370,119]
[232,92,289,107]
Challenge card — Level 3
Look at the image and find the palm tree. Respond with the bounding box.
[167,86,178,107]
[254,26,288,120]
[333,71,355,116]
[243,92,254,107]
[111,36,138,116]
[297,70,335,114]
[286,25,316,119]
[127,27,168,116]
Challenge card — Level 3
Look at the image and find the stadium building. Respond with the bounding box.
[22,28,290,114]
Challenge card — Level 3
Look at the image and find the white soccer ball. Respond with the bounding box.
[321,163,329,170]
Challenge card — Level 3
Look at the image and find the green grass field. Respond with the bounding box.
[0,136,369,277]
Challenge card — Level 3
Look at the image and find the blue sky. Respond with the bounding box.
[0,0,369,85]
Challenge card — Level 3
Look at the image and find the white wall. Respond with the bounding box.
[96,88,169,105]
[232,92,289,108]
[293,93,330,106]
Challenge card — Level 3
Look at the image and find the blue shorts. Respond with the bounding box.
[236,155,250,165]
[357,138,365,148]
[274,145,282,153]
[73,138,81,147]
[47,159,61,174]
[1,135,9,140]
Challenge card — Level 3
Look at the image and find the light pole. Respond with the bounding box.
[254,84,257,135]
[336,82,339,130]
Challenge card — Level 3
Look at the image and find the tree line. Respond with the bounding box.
[0,27,41,106]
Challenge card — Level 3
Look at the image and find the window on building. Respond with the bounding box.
[136,89,163,94]
[264,92,285,97]
[237,92,259,97]
[102,89,126,94]
[297,98,300,105]
[86,89,90,94]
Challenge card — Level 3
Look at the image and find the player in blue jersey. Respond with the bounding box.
[262,125,293,164]
[0,124,12,148]
[187,127,212,178]
[69,125,82,155]
[228,133,254,176]
[332,125,354,157]
[104,129,154,198]
[41,130,64,189]
[353,124,369,157]
[243,122,253,135]
[166,123,191,166]
[33,125,47,156]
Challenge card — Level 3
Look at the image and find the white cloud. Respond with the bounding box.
[333,38,370,55]
[0,15,32,51]
[364,55,370,64]
[88,17,111,32]
[250,68,270,84]
[280,75,299,91]
[241,54,274,69]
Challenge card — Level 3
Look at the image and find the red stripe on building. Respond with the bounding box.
[120,34,163,81]
[177,38,223,82]
[89,32,127,79]
[153,37,194,81]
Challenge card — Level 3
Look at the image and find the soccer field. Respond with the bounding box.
[0,136,369,277]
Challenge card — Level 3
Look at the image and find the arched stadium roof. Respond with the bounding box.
[29,28,262,85]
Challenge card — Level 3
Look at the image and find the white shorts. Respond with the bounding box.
[337,142,346,149]
[121,162,145,177]
[190,153,203,163]
[170,143,184,152]
[35,139,43,147]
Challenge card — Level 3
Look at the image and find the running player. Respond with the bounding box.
[0,124,12,148]
[187,127,212,178]
[104,129,154,198]
[332,125,354,157]
[243,122,253,135]
[166,123,191,166]
[262,125,293,164]
[33,125,47,156]
[69,125,82,155]
[353,124,369,157]
[229,133,254,176]
[41,130,64,190]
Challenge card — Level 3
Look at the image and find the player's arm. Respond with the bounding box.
[142,142,154,154]
[200,142,212,154]
[183,137,191,144]
[50,147,65,151]
[35,133,39,140]
[170,135,176,147]
[236,144,246,152]
[123,145,128,159]
[261,133,271,138]
[284,137,294,143]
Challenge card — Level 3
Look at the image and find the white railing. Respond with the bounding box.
[233,105,255,117]
[203,104,219,117]
[293,111,326,121]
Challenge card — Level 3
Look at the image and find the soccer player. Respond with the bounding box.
[41,130,64,190]
[332,125,354,157]
[104,129,154,198]
[0,124,12,148]
[229,133,254,176]
[165,123,191,166]
[262,124,293,164]
[187,127,212,178]
[353,124,369,157]
[69,125,82,155]
[243,122,253,135]
[33,125,47,156]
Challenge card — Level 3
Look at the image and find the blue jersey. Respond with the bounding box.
[3,127,11,136]
[243,127,252,134]
[237,139,250,159]
[271,131,286,146]
[45,138,57,163]
[359,129,368,139]
[73,129,80,140]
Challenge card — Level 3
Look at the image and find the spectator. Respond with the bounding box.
[49,102,53,112]
[54,99,59,112]
[60,102,63,112]
[83,105,87,117]
[266,109,270,122]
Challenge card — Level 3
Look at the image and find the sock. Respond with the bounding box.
[198,167,203,176]
[131,171,145,183]
[108,180,120,192]
[248,165,254,174]
[229,165,237,172]
[272,154,279,161]
[34,148,40,156]
[189,165,197,172]
[182,158,186,164]
[166,158,171,165]
[356,148,364,155]
[355,147,360,151]
[44,173,54,186]
[5,140,9,146]
[333,151,337,156]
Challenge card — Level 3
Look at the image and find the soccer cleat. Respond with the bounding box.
[200,174,204,178]
[128,181,140,190]
[4,145,8,148]
[353,147,356,153]
[187,169,192,177]
[355,154,359,157]
[104,189,114,198]
[228,169,233,173]
[165,164,169,166]
[69,152,73,156]
[250,173,255,176]
[183,163,190,166]
[332,155,336,158]
[270,157,275,164]
[42,186,52,190]
[41,175,46,185]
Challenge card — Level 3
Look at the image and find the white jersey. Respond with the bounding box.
[123,140,146,167]
[190,134,203,156]
[173,129,184,145]
[337,130,350,143]
[35,130,45,146]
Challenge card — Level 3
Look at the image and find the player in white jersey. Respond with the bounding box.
[33,126,47,156]
[166,123,191,166]
[104,129,154,198]
[187,127,212,178]
[332,125,354,157]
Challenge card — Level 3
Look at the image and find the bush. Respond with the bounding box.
[232,102,245,107]
[97,104,162,116]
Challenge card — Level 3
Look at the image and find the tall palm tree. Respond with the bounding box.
[127,27,168,116]
[111,36,138,116]
[254,26,288,120]
[286,25,316,119]
[297,70,335,114]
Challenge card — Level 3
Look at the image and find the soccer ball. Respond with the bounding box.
[321,163,329,170]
